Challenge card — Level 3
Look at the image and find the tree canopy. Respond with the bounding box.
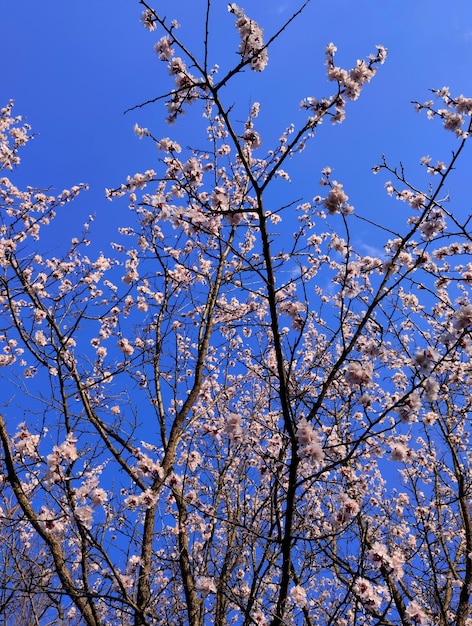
[1,2,472,625]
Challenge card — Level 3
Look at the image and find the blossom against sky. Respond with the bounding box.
[2,0,472,247]
[1,4,472,623]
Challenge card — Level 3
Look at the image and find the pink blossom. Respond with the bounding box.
[117,337,134,357]
[345,361,373,386]
[136,452,164,480]
[138,488,158,509]
[211,187,229,212]
[195,576,217,594]
[368,542,404,579]
[332,494,359,525]
[322,182,352,214]
[154,36,174,61]
[412,348,438,374]
[133,123,149,139]
[296,418,324,465]
[423,377,439,402]
[325,42,337,56]
[44,434,78,487]
[405,600,429,625]
[396,391,421,424]
[290,584,307,608]
[112,573,134,592]
[252,610,268,625]
[455,95,472,115]
[420,209,445,239]
[74,505,94,529]
[453,303,472,331]
[353,577,382,609]
[225,413,244,441]
[13,423,40,459]
[140,9,156,32]
[440,109,464,136]
[157,137,182,153]
[228,4,268,71]
[91,487,107,506]
[182,157,203,188]
[242,128,262,149]
[38,507,66,535]
[390,443,409,462]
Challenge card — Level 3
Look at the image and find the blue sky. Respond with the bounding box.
[2,0,472,250]
[1,4,472,615]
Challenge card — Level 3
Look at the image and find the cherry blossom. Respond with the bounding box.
[228,4,268,72]
[0,3,471,625]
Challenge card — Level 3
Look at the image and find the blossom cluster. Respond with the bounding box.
[394,391,422,424]
[195,576,217,595]
[135,449,165,481]
[166,56,200,123]
[276,287,305,330]
[296,418,324,465]
[453,302,472,331]
[322,181,353,215]
[225,413,244,441]
[332,493,360,526]
[345,360,373,387]
[368,541,405,580]
[299,42,387,125]
[0,100,32,170]
[1,4,472,624]
[228,4,268,71]
[289,584,307,608]
[44,433,79,488]
[140,9,156,32]
[13,422,40,459]
[405,600,429,625]
[389,440,415,463]
[124,488,159,511]
[353,577,383,610]
[74,474,108,507]
[415,87,472,138]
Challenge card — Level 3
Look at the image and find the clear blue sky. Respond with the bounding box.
[1,4,472,616]
[2,0,472,249]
